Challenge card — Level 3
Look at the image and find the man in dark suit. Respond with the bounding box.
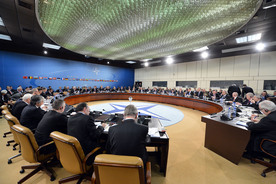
[241,84,254,98]
[228,84,241,97]
[245,100,276,158]
[11,94,32,121]
[20,95,46,132]
[251,95,263,110]
[229,92,243,104]
[242,92,254,106]
[67,102,106,156]
[194,88,203,99]
[35,99,68,154]
[106,104,148,166]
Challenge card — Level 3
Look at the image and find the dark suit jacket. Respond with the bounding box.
[0,94,9,106]
[67,113,104,155]
[195,91,203,99]
[11,100,28,121]
[242,86,254,97]
[20,105,46,131]
[251,99,263,110]
[35,110,68,146]
[230,96,243,103]
[247,111,276,155]
[228,86,241,96]
[106,119,148,164]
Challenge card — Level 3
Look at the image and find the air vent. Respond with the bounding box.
[235,30,246,35]
[22,28,32,32]
[18,0,32,10]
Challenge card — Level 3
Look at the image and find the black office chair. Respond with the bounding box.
[252,139,276,177]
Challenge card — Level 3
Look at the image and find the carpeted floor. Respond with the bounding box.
[0,100,275,184]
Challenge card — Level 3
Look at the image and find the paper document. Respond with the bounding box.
[236,121,248,127]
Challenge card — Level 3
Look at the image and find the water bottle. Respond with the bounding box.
[220,98,223,104]
[233,105,236,118]
[228,107,231,119]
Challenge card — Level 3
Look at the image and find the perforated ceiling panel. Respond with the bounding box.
[36,0,262,60]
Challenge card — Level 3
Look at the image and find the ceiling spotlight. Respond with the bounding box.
[255,43,265,51]
[166,57,173,64]
[43,50,48,54]
[201,51,209,59]
[84,55,90,58]
[107,61,110,64]
[144,62,149,67]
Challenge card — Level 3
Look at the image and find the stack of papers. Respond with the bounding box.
[236,121,248,127]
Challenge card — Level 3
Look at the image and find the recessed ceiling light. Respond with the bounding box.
[107,61,110,64]
[193,46,208,52]
[201,51,209,59]
[236,33,262,44]
[43,43,61,50]
[141,59,152,62]
[0,34,12,41]
[255,43,265,51]
[126,61,136,64]
[144,62,149,67]
[0,17,4,26]
[236,36,247,44]
[248,33,262,42]
[166,57,173,64]
[44,50,48,54]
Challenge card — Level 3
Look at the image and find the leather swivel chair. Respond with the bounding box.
[4,113,21,164]
[1,109,18,147]
[50,131,102,184]
[252,139,276,177]
[11,124,56,183]
[92,154,151,184]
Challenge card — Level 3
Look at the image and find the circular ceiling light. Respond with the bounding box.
[255,43,265,51]
[166,57,174,64]
[201,51,209,59]
[144,62,149,67]
[36,0,261,61]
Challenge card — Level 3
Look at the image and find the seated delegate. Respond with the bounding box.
[245,100,276,158]
[67,102,106,164]
[20,95,47,132]
[106,104,148,167]
[35,99,68,154]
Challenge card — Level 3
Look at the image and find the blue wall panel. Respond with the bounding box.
[0,51,134,90]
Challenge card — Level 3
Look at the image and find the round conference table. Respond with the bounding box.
[64,93,224,176]
[64,93,223,114]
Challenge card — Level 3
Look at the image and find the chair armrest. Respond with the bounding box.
[36,141,55,153]
[83,147,101,170]
[260,139,276,159]
[146,161,151,184]
[91,172,96,184]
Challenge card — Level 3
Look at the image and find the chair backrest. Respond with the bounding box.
[4,114,20,144]
[11,125,39,163]
[1,109,10,115]
[93,154,145,184]
[50,131,86,174]
[1,105,8,110]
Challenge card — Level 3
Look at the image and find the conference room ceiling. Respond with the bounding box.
[1,0,276,69]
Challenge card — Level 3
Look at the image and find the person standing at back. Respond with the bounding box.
[241,84,254,98]
[106,104,148,166]
[228,84,241,97]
